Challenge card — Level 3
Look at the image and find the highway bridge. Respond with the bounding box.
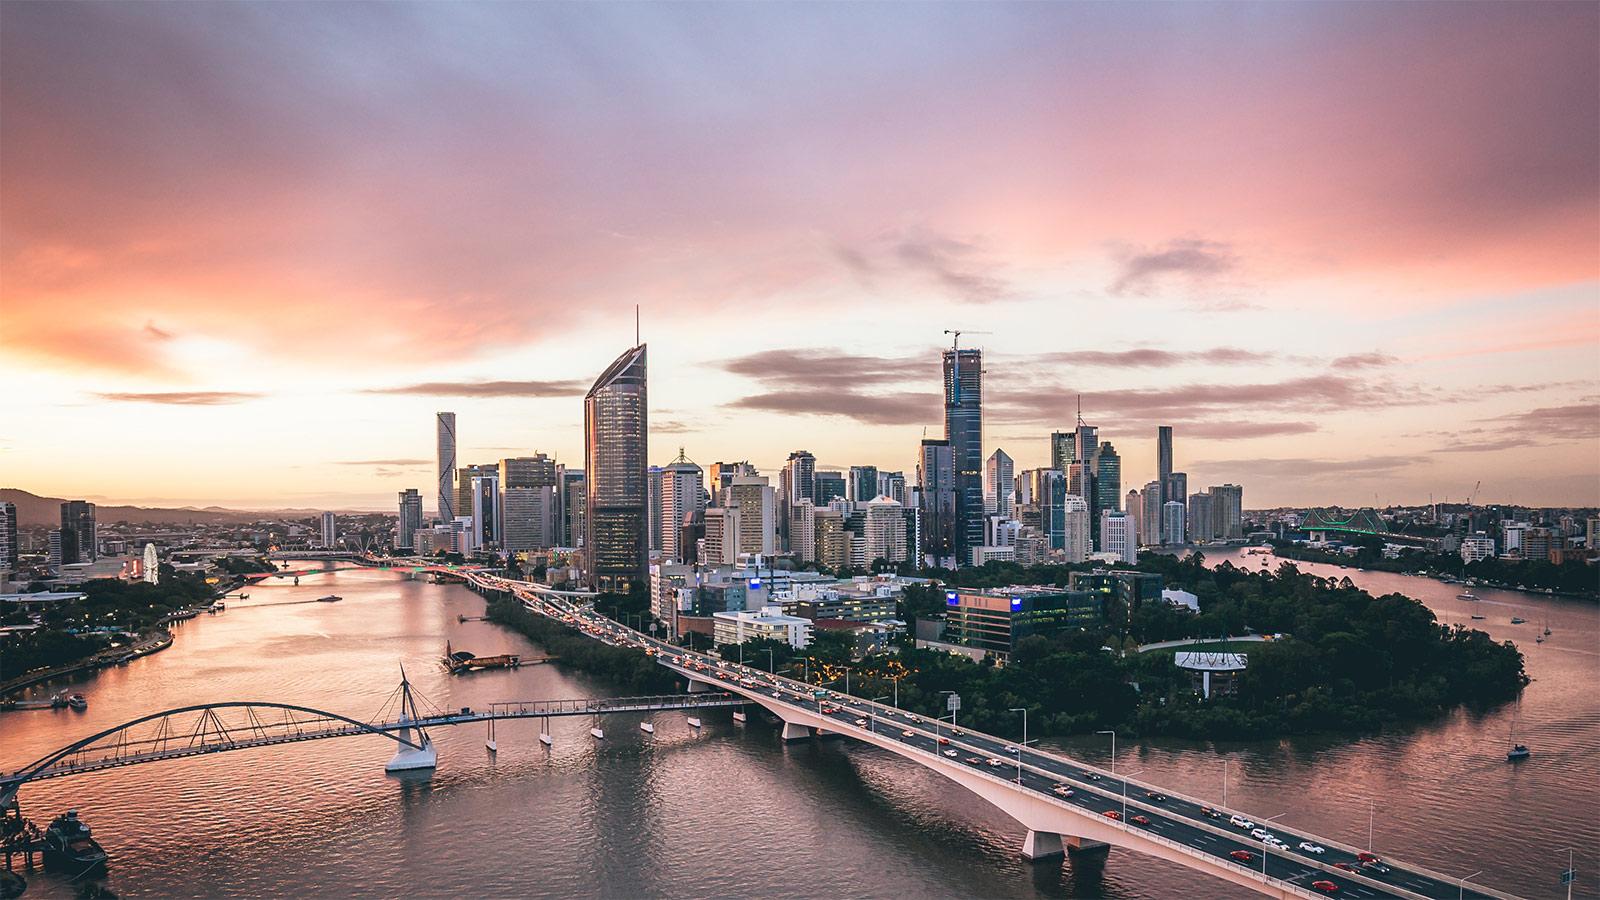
[457,567,1517,900]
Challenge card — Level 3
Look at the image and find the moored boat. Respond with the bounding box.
[42,810,107,873]
[1456,591,1478,601]
[1510,617,1526,625]
[316,595,342,603]
[67,693,87,710]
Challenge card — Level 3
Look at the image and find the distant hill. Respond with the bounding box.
[0,488,326,527]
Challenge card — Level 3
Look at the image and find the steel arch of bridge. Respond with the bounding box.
[0,701,424,806]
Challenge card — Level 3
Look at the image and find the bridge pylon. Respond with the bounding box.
[384,667,437,773]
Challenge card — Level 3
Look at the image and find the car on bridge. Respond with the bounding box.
[1052,784,1074,797]
[1102,810,1122,821]
[943,749,958,758]
[985,758,1004,767]
[1144,791,1168,802]
[854,718,868,727]
[1230,850,1254,862]
[1230,814,1254,829]
[1298,841,1325,854]
[1311,881,1339,894]
[1130,815,1151,826]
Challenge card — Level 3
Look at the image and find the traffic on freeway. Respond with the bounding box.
[464,572,1512,900]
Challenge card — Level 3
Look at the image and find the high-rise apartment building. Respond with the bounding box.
[917,438,956,568]
[863,496,908,564]
[1156,426,1174,504]
[814,508,850,571]
[660,450,704,563]
[556,467,585,547]
[584,344,648,592]
[1210,484,1244,540]
[320,511,337,549]
[782,451,816,510]
[942,347,984,566]
[1164,472,1188,524]
[471,474,501,549]
[1141,481,1164,545]
[1063,494,1091,563]
[397,489,423,550]
[59,500,96,564]
[0,502,17,572]
[1161,500,1186,546]
[984,449,1014,517]
[647,465,665,552]
[1126,489,1143,545]
[436,412,457,523]
[847,466,879,503]
[789,499,817,563]
[1188,491,1215,542]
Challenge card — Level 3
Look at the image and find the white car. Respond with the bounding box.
[986,758,1005,767]
[1230,815,1254,829]
[854,718,868,727]
[1298,841,1326,855]
[1249,829,1270,841]
[902,729,916,737]
[1003,745,1020,754]
[943,749,959,758]
[1053,785,1075,797]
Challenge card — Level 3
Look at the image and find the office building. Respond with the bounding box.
[878,471,907,506]
[813,471,846,506]
[397,489,423,550]
[942,586,1102,657]
[1161,501,1186,546]
[1033,468,1067,551]
[1099,510,1135,563]
[1049,431,1074,474]
[503,485,557,552]
[814,509,850,571]
[984,449,1014,517]
[848,466,879,503]
[0,502,17,572]
[943,346,984,566]
[1093,441,1122,545]
[1164,471,1188,525]
[863,496,909,564]
[782,450,816,510]
[658,450,704,563]
[726,475,777,558]
[471,473,501,549]
[320,511,337,549]
[707,461,757,506]
[1071,568,1164,612]
[555,466,585,546]
[789,499,817,563]
[1063,494,1091,563]
[917,438,956,568]
[59,500,96,564]
[499,454,556,490]
[436,412,457,523]
[584,344,649,592]
[1125,488,1143,545]
[1156,426,1173,504]
[647,466,665,552]
[454,464,496,523]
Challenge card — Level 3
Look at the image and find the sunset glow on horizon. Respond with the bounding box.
[2,2,1596,510]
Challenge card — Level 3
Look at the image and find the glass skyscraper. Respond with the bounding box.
[1157,425,1173,504]
[436,412,456,523]
[942,347,983,565]
[584,344,648,593]
[917,438,956,568]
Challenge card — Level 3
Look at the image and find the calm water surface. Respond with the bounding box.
[1,557,1594,899]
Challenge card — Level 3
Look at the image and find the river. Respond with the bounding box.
[0,559,1593,899]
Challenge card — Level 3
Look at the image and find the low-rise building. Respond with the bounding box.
[1175,651,1247,699]
[712,606,813,649]
[941,586,1101,657]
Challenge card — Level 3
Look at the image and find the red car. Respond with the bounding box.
[1131,815,1151,826]
[1312,881,1339,894]
[1102,810,1122,821]
[1357,852,1379,864]
[937,737,951,745]
[1230,850,1254,862]
[1332,862,1355,872]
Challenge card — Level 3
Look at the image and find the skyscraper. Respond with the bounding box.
[584,344,648,592]
[502,485,556,552]
[984,449,1014,517]
[1156,426,1174,505]
[1161,501,1186,546]
[864,496,908,564]
[436,412,457,523]
[500,454,556,490]
[942,346,983,565]
[1100,510,1136,563]
[726,475,777,557]
[1062,495,1091,563]
[397,489,423,549]
[813,471,846,506]
[1188,491,1215,542]
[660,449,704,563]
[1035,468,1067,551]
[783,451,817,510]
[1211,484,1245,540]
[1093,441,1121,548]
[1164,472,1188,526]
[320,511,337,549]
[917,438,956,568]
[59,500,96,564]
[647,465,665,552]
[1141,481,1164,545]
[878,471,907,506]
[1049,431,1074,473]
[0,502,17,572]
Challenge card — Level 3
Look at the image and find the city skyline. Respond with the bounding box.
[2,3,1597,510]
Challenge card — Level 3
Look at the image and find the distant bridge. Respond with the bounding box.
[1303,507,1389,537]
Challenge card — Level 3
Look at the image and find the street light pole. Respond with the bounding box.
[764,648,774,673]
[1459,869,1482,900]
[870,696,889,734]
[1121,768,1147,820]
[1097,729,1116,776]
[1009,708,1028,784]
[1368,799,1375,852]
[1222,758,1229,808]
[1262,812,1289,877]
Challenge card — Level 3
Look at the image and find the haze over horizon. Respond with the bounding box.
[3,2,1597,511]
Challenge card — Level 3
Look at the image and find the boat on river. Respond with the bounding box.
[316,595,342,603]
[1457,591,1479,601]
[42,810,107,873]
[1510,617,1526,625]
[1470,614,1486,620]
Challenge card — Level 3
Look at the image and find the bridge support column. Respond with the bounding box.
[384,725,437,772]
[1065,838,1110,865]
[686,678,711,693]
[780,721,811,742]
[1021,830,1064,861]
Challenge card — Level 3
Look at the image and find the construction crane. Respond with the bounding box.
[1467,480,1482,508]
[943,329,992,351]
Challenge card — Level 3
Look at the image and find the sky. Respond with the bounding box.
[2,2,1597,511]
